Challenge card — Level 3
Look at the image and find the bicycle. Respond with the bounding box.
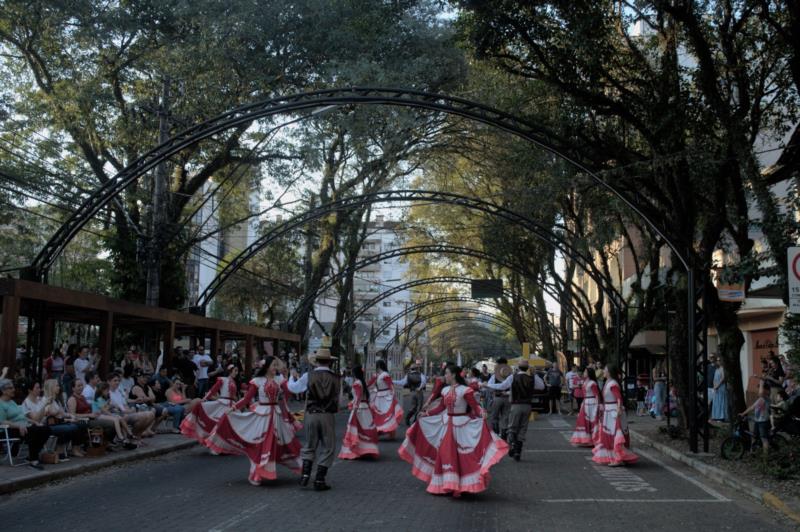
[720,415,782,460]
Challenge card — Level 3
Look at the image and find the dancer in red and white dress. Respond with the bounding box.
[570,367,600,447]
[398,365,509,496]
[592,364,638,466]
[206,357,302,485]
[181,365,239,448]
[338,365,379,460]
[367,359,403,438]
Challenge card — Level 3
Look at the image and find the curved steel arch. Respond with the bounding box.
[374,295,533,339]
[405,316,517,350]
[286,243,599,328]
[337,275,492,336]
[377,296,562,345]
[196,190,623,311]
[384,308,518,351]
[31,86,685,279]
[27,85,706,451]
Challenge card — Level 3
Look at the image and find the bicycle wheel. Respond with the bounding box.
[721,436,746,460]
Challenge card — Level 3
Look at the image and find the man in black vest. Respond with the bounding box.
[288,348,340,491]
[483,359,534,460]
[393,363,427,425]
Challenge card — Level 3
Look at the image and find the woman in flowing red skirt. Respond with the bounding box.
[367,359,403,438]
[181,365,239,447]
[339,365,379,459]
[399,365,509,497]
[570,367,600,447]
[592,364,638,466]
[206,357,302,485]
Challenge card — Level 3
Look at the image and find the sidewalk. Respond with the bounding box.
[0,434,197,495]
[628,415,800,524]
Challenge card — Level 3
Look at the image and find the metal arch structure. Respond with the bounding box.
[338,275,605,355]
[374,295,539,339]
[405,316,518,352]
[195,190,625,312]
[336,276,508,334]
[27,85,706,452]
[285,243,601,328]
[375,296,563,347]
[30,86,684,278]
[384,308,518,351]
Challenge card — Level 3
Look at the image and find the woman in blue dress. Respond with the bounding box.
[711,358,729,422]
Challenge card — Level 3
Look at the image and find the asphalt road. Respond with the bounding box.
[0,411,790,532]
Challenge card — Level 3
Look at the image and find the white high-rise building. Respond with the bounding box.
[309,215,410,352]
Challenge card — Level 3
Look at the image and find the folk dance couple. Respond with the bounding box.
[340,358,424,459]
[482,359,536,461]
[571,364,638,466]
[398,364,509,496]
[202,349,341,490]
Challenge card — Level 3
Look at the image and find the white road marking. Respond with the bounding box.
[543,498,728,503]
[523,449,588,453]
[208,501,272,532]
[548,418,571,428]
[635,447,730,502]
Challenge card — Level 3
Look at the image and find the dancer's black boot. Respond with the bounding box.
[314,465,331,491]
[300,459,313,487]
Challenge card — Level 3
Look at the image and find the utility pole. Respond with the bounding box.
[146,77,171,307]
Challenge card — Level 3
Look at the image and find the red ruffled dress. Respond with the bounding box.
[338,380,379,459]
[570,380,600,447]
[181,376,238,446]
[368,371,404,434]
[591,378,638,465]
[206,376,302,485]
[398,384,509,496]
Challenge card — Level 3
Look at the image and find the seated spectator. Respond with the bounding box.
[21,381,46,424]
[120,364,135,397]
[0,378,49,469]
[165,378,201,413]
[41,379,85,457]
[82,371,100,402]
[130,370,183,433]
[108,373,156,438]
[91,382,137,447]
[150,366,171,398]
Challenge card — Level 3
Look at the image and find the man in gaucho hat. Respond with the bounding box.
[289,348,340,491]
[489,357,513,440]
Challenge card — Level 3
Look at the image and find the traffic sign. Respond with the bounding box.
[789,247,800,314]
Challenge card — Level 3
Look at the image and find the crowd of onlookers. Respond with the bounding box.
[1,341,304,470]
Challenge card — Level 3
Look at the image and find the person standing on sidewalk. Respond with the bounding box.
[288,349,340,491]
[192,346,213,398]
[488,357,512,439]
[546,363,564,415]
[565,364,580,415]
[393,363,427,425]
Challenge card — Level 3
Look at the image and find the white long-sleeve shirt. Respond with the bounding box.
[485,373,513,392]
[393,373,427,391]
[287,366,334,394]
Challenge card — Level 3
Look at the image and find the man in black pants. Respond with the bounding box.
[288,349,341,491]
[488,357,512,439]
[545,363,563,415]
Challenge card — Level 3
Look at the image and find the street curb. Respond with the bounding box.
[0,439,198,495]
[630,430,800,524]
